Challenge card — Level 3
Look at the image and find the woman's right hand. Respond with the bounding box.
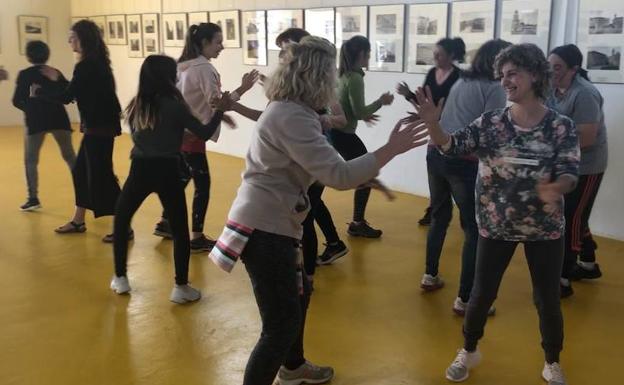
[211,91,233,112]
[378,91,394,106]
[40,66,60,81]
[239,70,260,94]
[387,119,429,155]
[414,86,443,124]
[396,82,411,97]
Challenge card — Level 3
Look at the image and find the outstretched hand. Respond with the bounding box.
[396,81,411,97]
[211,91,233,112]
[414,86,443,124]
[364,114,380,126]
[239,70,260,94]
[387,118,429,155]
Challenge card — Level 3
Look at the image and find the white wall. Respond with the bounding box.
[9,0,618,240]
[0,0,78,123]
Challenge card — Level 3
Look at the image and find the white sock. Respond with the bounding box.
[560,278,570,286]
[578,261,596,270]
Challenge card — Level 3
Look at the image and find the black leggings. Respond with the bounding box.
[241,230,311,385]
[302,182,340,275]
[463,236,564,363]
[329,129,370,222]
[163,152,210,233]
[73,134,121,217]
[114,157,191,285]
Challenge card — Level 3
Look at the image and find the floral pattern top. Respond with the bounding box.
[442,107,580,241]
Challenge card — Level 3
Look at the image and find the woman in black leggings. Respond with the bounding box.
[330,36,394,238]
[110,55,230,303]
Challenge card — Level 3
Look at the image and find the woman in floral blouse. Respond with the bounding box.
[414,44,580,385]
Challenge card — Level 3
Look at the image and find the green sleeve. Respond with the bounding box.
[347,73,382,120]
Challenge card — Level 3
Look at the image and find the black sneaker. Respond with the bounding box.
[102,229,135,243]
[347,221,382,238]
[418,207,431,226]
[560,283,574,298]
[20,198,41,211]
[190,235,216,253]
[569,263,602,281]
[317,240,348,265]
[153,220,173,239]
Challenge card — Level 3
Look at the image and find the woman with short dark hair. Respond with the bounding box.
[415,43,579,385]
[547,44,608,296]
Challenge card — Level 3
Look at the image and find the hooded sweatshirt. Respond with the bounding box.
[177,56,239,153]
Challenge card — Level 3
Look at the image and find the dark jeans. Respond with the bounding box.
[24,130,76,199]
[464,236,564,364]
[562,173,604,277]
[329,129,370,222]
[114,158,191,285]
[302,182,340,275]
[426,150,479,301]
[73,134,121,217]
[162,152,210,233]
[241,230,311,385]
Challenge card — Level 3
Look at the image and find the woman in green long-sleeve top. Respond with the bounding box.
[329,36,394,238]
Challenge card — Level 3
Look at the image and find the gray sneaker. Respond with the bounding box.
[277,360,334,385]
[446,349,481,382]
[542,362,567,385]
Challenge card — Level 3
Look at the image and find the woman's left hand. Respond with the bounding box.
[536,180,563,204]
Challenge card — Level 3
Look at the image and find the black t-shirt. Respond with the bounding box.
[422,65,461,106]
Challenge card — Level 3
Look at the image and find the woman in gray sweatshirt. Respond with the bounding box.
[208,36,428,385]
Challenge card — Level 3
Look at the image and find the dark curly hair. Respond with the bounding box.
[71,19,110,67]
[494,43,551,99]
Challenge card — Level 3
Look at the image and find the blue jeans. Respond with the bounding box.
[425,149,479,301]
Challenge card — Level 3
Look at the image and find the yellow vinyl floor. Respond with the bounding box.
[0,125,622,385]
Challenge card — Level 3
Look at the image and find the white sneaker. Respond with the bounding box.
[110,276,131,294]
[421,274,445,291]
[542,362,567,385]
[452,297,496,317]
[170,284,201,304]
[445,348,482,382]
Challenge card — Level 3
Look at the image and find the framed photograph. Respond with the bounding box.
[369,4,405,72]
[406,3,449,74]
[126,14,143,58]
[188,12,208,26]
[500,0,552,54]
[242,10,267,66]
[162,13,188,47]
[305,8,335,44]
[577,0,624,83]
[451,0,495,63]
[336,6,368,52]
[209,10,241,48]
[89,16,106,39]
[141,13,160,56]
[105,15,127,45]
[267,9,304,51]
[18,16,48,55]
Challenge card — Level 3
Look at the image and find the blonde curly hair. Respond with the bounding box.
[265,36,337,111]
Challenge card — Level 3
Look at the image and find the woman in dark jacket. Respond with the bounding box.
[13,40,76,211]
[35,20,123,241]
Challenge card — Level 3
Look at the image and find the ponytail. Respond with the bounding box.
[178,22,221,62]
[437,37,466,63]
[338,35,370,77]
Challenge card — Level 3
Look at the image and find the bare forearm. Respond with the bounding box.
[232,102,262,121]
[426,121,450,146]
[373,144,395,169]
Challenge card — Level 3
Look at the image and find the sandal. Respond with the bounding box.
[55,221,87,234]
[102,229,134,244]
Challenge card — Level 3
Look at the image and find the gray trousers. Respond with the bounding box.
[24,130,76,199]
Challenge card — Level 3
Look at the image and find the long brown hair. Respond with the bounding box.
[178,22,221,62]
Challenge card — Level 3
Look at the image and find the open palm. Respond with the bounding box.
[414,86,443,123]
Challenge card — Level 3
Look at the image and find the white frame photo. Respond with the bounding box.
[188,12,208,26]
[369,4,405,72]
[89,16,107,40]
[577,0,624,83]
[105,14,127,46]
[18,16,49,56]
[126,14,143,58]
[141,13,160,56]
[267,9,304,51]
[305,8,336,44]
[500,0,552,54]
[162,13,188,47]
[209,10,241,48]
[451,0,496,64]
[406,3,449,74]
[336,6,368,52]
[242,10,268,66]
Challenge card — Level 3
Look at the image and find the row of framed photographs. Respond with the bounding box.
[69,0,624,83]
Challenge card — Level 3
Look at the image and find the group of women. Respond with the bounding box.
[3,13,611,385]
